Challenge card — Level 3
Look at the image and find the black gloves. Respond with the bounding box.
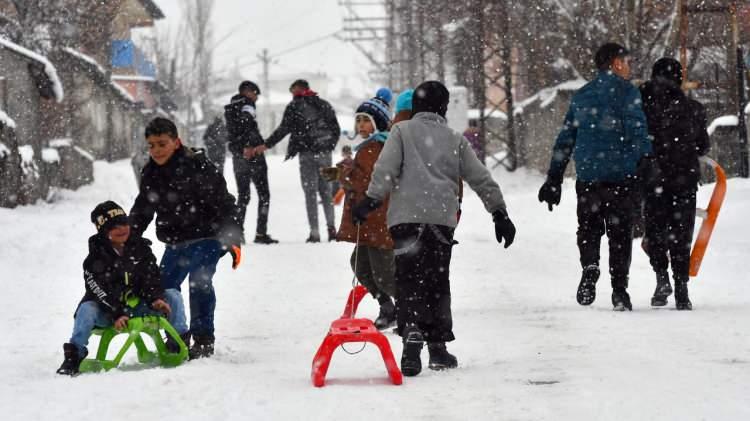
[538,180,562,211]
[351,196,382,225]
[492,209,516,249]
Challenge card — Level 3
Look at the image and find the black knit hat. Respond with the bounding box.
[289,79,310,91]
[412,81,450,117]
[594,43,629,71]
[91,201,129,233]
[652,57,683,86]
[239,80,260,95]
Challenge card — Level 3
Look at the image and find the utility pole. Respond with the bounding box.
[730,1,748,178]
[258,48,271,100]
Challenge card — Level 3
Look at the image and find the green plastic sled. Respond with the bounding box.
[78,316,188,373]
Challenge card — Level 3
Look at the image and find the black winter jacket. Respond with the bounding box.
[203,116,228,154]
[130,147,241,245]
[224,95,265,161]
[79,234,163,319]
[640,77,711,191]
[264,94,340,159]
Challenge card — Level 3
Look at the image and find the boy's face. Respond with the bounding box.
[356,115,375,138]
[108,224,130,245]
[612,56,631,80]
[147,134,181,165]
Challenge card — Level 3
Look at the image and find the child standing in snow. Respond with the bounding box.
[323,89,397,330]
[57,201,187,375]
[352,81,516,376]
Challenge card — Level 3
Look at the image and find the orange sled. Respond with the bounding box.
[689,157,727,277]
[311,285,402,387]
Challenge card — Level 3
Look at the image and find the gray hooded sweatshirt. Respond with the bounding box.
[367,112,507,228]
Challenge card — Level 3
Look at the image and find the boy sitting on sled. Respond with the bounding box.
[57,201,188,375]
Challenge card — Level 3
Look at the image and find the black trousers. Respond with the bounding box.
[390,223,455,343]
[644,189,696,281]
[350,246,395,303]
[232,155,270,235]
[576,181,636,288]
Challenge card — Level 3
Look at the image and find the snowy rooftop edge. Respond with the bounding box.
[0,108,16,129]
[62,48,137,104]
[707,115,739,136]
[0,37,64,102]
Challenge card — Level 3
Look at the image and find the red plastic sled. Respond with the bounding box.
[311,285,403,387]
[689,157,727,277]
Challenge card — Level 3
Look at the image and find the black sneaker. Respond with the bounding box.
[57,343,87,376]
[576,265,600,306]
[254,233,279,244]
[189,335,215,360]
[306,233,321,243]
[675,280,692,311]
[327,225,337,242]
[374,300,396,330]
[427,342,458,370]
[650,271,673,307]
[400,328,424,377]
[612,288,633,311]
[165,332,191,354]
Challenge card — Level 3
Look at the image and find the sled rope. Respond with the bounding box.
[341,224,367,355]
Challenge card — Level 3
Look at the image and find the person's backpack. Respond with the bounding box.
[298,99,338,153]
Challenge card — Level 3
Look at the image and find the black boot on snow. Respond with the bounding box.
[576,265,600,306]
[674,280,692,311]
[189,335,215,360]
[374,300,396,330]
[612,288,633,311]
[56,343,87,376]
[305,232,321,243]
[327,225,337,242]
[400,328,424,377]
[254,233,279,244]
[650,270,673,307]
[428,342,458,371]
[165,332,191,354]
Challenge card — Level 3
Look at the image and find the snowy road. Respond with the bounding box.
[1,155,748,420]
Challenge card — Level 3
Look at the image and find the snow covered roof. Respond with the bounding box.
[0,108,16,129]
[0,37,64,102]
[514,79,586,115]
[61,48,137,104]
[707,115,739,136]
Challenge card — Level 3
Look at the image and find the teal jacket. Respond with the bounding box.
[548,71,652,183]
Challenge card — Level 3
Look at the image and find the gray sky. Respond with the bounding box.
[153,0,375,94]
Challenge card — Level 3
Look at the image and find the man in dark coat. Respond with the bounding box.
[203,115,228,173]
[639,57,710,310]
[224,80,278,244]
[251,79,341,243]
[538,43,652,311]
[57,201,186,375]
[129,117,242,359]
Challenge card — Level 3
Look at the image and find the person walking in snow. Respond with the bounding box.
[639,58,710,310]
[322,88,397,330]
[129,117,242,359]
[203,114,228,174]
[248,79,341,243]
[538,42,652,311]
[353,80,516,377]
[224,81,278,245]
[57,201,187,375]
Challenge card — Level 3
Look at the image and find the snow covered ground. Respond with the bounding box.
[1,155,749,420]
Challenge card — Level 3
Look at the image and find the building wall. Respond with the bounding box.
[0,49,42,154]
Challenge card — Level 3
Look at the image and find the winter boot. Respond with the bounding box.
[611,288,633,311]
[427,342,458,371]
[650,270,673,307]
[56,343,87,376]
[306,231,321,243]
[374,300,396,330]
[165,332,191,354]
[189,335,215,360]
[576,265,600,306]
[327,225,337,242]
[674,279,692,311]
[253,233,279,244]
[400,327,424,377]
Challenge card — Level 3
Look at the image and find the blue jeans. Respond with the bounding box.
[160,239,224,338]
[69,291,187,355]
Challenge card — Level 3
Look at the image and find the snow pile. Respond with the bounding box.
[41,147,60,163]
[73,146,94,162]
[49,138,73,148]
[707,115,739,136]
[0,108,16,129]
[0,36,64,102]
[17,144,33,164]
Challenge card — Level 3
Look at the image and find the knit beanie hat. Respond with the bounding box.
[355,88,393,132]
[413,81,450,117]
[394,89,414,115]
[91,201,129,233]
[651,57,683,86]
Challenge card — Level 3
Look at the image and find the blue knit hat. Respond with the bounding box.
[394,89,414,114]
[355,88,392,132]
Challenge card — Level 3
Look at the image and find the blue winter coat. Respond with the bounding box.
[547,71,652,183]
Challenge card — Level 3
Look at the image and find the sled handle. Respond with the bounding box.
[689,157,727,277]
